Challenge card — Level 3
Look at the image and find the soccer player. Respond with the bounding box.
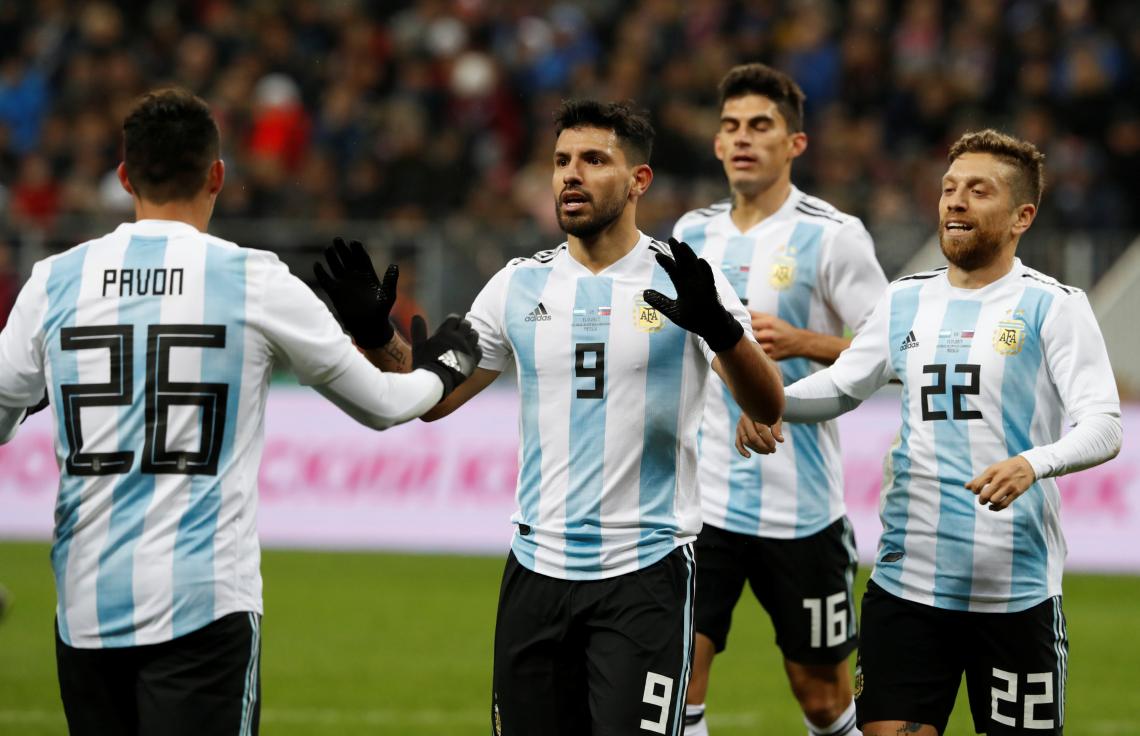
[0,88,481,736]
[676,64,887,736]
[765,130,1122,735]
[323,99,785,735]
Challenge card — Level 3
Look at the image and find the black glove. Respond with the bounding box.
[411,314,483,399]
[643,238,744,352]
[313,237,398,349]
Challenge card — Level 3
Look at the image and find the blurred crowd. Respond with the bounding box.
[0,0,1138,318]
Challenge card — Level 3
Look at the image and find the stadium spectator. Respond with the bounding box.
[0,1,1133,291]
[0,87,481,736]
[775,129,1122,735]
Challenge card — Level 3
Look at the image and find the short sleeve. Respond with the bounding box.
[828,288,895,400]
[819,220,888,333]
[465,266,514,372]
[1040,292,1120,422]
[247,252,358,386]
[0,262,49,406]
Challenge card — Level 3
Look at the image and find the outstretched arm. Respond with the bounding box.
[313,237,412,371]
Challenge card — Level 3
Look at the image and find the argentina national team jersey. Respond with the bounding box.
[0,220,363,647]
[466,232,753,580]
[673,188,886,539]
[821,259,1119,612]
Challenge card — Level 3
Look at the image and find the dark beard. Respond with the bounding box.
[555,192,627,239]
[939,228,1003,271]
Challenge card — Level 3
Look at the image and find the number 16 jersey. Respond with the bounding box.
[465,232,753,581]
[820,259,1118,612]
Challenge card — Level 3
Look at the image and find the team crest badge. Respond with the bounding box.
[634,292,664,333]
[769,253,796,291]
[854,670,864,700]
[993,309,1026,355]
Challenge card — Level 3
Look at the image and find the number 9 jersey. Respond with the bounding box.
[0,220,369,648]
[826,259,1119,613]
[464,233,753,581]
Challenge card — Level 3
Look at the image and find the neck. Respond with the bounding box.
[946,242,1018,289]
[566,210,641,273]
[730,177,792,232]
[133,197,212,232]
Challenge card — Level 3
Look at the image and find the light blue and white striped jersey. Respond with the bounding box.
[466,232,754,580]
[0,219,366,647]
[673,188,886,538]
[816,259,1118,612]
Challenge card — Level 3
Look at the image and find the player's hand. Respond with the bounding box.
[735,417,784,458]
[643,238,744,353]
[966,456,1036,512]
[750,311,804,361]
[313,237,398,349]
[411,314,483,399]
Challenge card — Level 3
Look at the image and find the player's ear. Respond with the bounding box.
[1011,202,1036,236]
[206,159,225,195]
[117,162,135,197]
[714,133,726,162]
[630,163,653,199]
[789,131,808,159]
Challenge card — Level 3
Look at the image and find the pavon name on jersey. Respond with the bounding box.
[102,267,184,298]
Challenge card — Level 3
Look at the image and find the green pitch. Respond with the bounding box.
[1,541,1137,734]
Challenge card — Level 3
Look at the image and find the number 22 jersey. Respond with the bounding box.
[822,259,1118,612]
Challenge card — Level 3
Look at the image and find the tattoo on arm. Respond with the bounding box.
[382,342,406,366]
[895,724,924,734]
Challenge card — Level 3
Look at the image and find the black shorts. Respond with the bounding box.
[856,580,1068,735]
[694,517,858,665]
[56,611,262,736]
[492,546,695,736]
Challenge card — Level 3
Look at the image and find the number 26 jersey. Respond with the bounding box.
[826,259,1118,613]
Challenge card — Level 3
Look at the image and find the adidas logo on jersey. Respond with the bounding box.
[524,303,552,322]
[899,330,919,351]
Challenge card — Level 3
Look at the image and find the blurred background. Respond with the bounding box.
[0,0,1137,370]
[1,2,1139,733]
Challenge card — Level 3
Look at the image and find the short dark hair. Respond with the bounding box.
[718,64,806,133]
[949,129,1046,208]
[553,99,654,165]
[123,88,219,203]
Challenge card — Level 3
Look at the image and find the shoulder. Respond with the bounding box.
[674,199,731,232]
[1018,265,1081,298]
[793,193,858,227]
[507,242,567,268]
[890,266,947,287]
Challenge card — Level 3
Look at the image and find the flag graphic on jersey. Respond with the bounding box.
[0,219,365,647]
[673,189,887,539]
[464,233,753,579]
[823,260,1119,612]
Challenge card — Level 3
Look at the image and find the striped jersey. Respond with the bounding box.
[674,188,887,538]
[466,232,754,580]
[0,219,365,647]
[814,259,1119,612]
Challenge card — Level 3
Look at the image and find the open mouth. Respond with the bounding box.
[560,190,590,212]
[944,221,974,233]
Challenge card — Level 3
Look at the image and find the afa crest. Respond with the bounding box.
[634,292,663,333]
[993,309,1027,355]
[769,254,796,291]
